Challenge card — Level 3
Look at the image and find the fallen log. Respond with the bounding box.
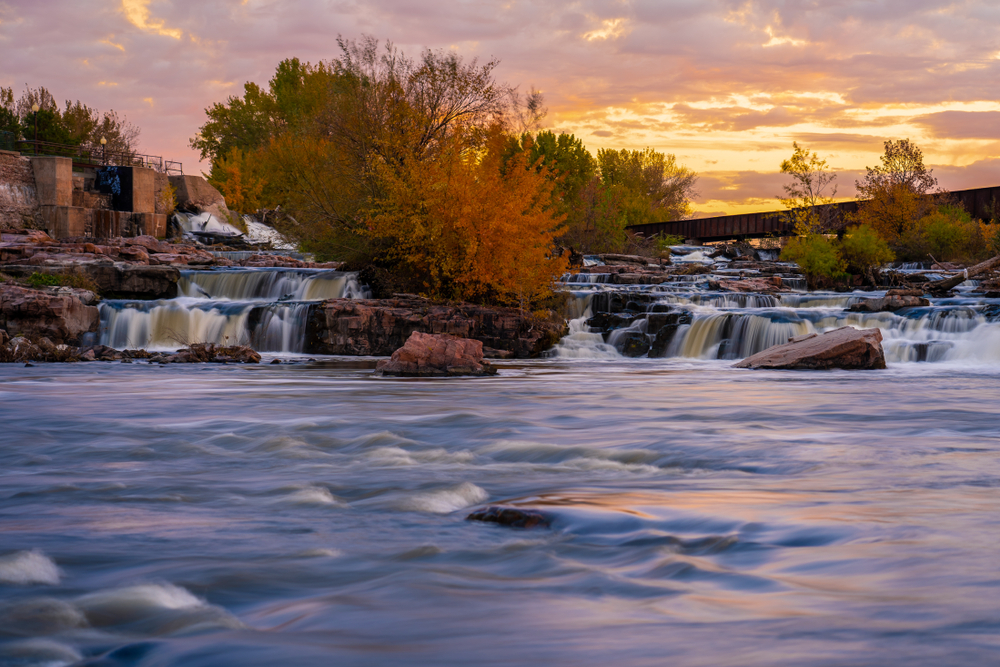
[925,254,1000,294]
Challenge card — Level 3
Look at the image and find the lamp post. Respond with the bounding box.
[31,103,39,154]
[100,136,107,165]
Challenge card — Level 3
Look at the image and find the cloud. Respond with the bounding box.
[1,0,998,211]
[912,111,1000,140]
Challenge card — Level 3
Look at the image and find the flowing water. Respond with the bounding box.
[4,261,1000,666]
[98,269,367,352]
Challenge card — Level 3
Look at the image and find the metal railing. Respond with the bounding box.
[12,139,182,175]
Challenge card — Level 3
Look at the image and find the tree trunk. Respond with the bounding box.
[925,255,1000,293]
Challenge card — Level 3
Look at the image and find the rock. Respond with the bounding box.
[174,343,261,364]
[585,312,640,333]
[848,295,929,312]
[375,332,497,377]
[169,175,235,226]
[307,297,566,358]
[734,326,886,370]
[716,277,787,293]
[886,288,925,297]
[0,284,99,345]
[466,506,551,529]
[617,331,651,357]
[0,263,180,299]
[648,312,693,358]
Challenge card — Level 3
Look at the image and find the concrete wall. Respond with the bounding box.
[31,156,73,207]
[0,151,40,230]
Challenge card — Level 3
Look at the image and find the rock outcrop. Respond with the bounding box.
[307,297,566,358]
[849,290,929,312]
[0,283,99,345]
[735,326,886,370]
[168,175,234,225]
[376,332,496,377]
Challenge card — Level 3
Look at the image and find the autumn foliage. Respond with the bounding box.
[365,128,567,305]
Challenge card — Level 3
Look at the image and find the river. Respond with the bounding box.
[2,357,1000,666]
[2,258,1000,666]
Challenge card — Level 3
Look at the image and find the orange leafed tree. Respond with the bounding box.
[365,127,567,305]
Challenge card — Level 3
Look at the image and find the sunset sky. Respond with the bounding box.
[3,0,1000,216]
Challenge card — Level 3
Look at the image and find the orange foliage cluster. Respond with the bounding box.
[365,129,567,305]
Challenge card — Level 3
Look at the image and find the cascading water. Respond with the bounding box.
[99,268,369,352]
[552,251,1000,364]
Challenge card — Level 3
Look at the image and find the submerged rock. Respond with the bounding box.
[735,326,886,370]
[617,331,651,358]
[376,332,497,377]
[466,506,551,529]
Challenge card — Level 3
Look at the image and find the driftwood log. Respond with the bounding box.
[925,254,1000,294]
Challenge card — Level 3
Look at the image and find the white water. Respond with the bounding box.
[99,269,368,352]
[553,284,1000,365]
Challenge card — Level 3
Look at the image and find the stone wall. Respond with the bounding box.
[0,151,40,230]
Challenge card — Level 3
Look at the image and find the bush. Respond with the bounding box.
[781,234,846,288]
[839,224,894,274]
[897,204,985,263]
[23,271,99,292]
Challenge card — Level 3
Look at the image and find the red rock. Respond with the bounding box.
[308,297,566,358]
[734,326,886,370]
[849,295,929,312]
[715,277,787,293]
[0,284,99,345]
[376,332,497,376]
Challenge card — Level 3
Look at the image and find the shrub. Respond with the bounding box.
[839,224,894,275]
[898,204,985,263]
[780,234,846,288]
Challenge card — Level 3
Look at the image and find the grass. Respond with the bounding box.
[23,271,100,293]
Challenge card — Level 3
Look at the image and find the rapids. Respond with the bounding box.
[98,269,368,352]
[3,359,1000,666]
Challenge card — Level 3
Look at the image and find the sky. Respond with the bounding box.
[3,0,1000,216]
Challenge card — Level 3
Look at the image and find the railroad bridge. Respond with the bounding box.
[627,185,1000,243]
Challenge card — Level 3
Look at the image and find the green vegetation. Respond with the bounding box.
[23,271,99,293]
[778,142,838,235]
[839,225,895,275]
[778,139,997,283]
[780,235,847,288]
[192,38,698,305]
[0,86,139,155]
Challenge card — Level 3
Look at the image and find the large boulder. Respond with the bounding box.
[0,284,99,345]
[734,326,886,370]
[307,297,566,358]
[168,175,234,225]
[0,263,179,299]
[376,332,497,377]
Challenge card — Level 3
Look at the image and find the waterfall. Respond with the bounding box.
[99,269,369,353]
[551,258,1000,364]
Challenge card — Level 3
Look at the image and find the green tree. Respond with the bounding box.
[778,142,838,235]
[780,234,846,288]
[596,147,697,226]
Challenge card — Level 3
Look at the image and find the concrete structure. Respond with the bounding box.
[0,151,38,230]
[31,157,73,207]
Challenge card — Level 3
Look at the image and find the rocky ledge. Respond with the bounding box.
[0,283,98,345]
[735,326,886,370]
[307,296,566,358]
[376,332,497,377]
[0,335,261,364]
[0,230,342,300]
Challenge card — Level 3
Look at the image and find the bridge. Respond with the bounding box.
[627,185,1000,243]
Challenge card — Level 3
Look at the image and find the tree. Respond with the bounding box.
[364,127,567,305]
[853,139,937,244]
[596,147,697,225]
[778,142,838,235]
